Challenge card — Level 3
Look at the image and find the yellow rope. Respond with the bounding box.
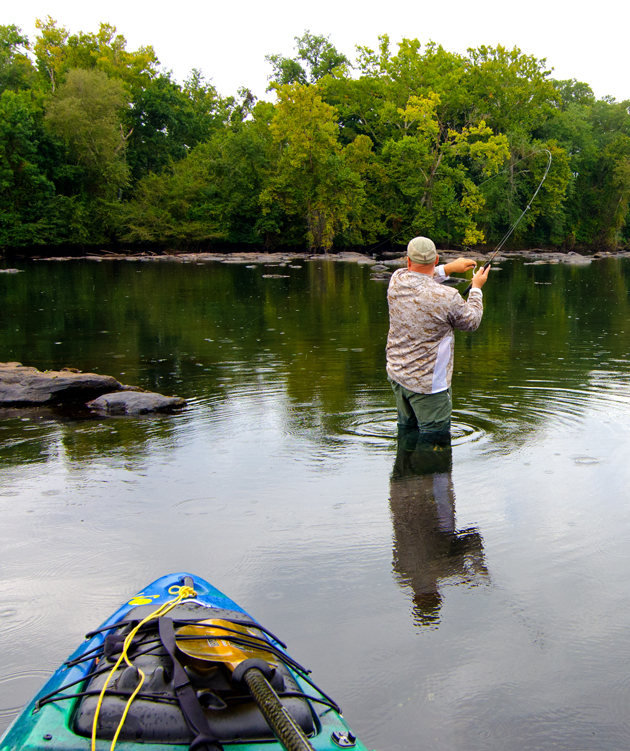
[91,585,196,751]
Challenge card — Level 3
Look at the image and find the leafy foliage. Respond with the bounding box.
[266,31,349,86]
[261,83,370,249]
[45,68,131,195]
[0,25,36,92]
[0,20,629,252]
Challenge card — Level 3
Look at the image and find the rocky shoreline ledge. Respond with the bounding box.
[0,247,612,284]
[22,247,629,268]
[0,363,186,415]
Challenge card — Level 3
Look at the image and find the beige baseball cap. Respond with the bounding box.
[407,236,437,264]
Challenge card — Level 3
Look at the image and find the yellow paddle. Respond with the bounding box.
[176,619,278,671]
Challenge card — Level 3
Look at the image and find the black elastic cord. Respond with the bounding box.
[275,691,339,712]
[289,671,341,714]
[37,689,179,709]
[58,613,336,729]
[38,641,167,709]
[85,617,285,649]
[176,633,307,675]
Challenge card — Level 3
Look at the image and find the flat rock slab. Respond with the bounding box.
[32,249,630,265]
[87,391,187,415]
[0,363,122,406]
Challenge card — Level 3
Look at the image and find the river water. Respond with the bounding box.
[2,255,630,750]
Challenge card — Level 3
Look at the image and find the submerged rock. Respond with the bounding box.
[371,272,393,282]
[0,362,185,415]
[87,391,187,415]
[0,363,122,406]
[563,253,592,265]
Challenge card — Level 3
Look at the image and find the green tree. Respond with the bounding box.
[348,37,471,143]
[553,78,595,109]
[45,68,131,197]
[465,45,560,135]
[478,139,571,247]
[266,31,349,87]
[117,151,226,245]
[260,83,371,249]
[540,87,630,248]
[119,101,280,247]
[33,17,158,92]
[570,101,630,248]
[0,20,625,252]
[126,70,223,181]
[0,89,56,245]
[33,16,69,92]
[379,94,510,244]
[0,25,36,93]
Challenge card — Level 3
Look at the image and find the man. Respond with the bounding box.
[386,236,489,436]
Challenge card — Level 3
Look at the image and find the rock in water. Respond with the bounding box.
[0,363,122,406]
[87,391,187,415]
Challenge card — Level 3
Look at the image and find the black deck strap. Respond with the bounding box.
[158,617,223,751]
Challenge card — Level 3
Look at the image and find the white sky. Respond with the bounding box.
[5,0,630,103]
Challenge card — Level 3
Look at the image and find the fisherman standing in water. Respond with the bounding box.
[386,236,490,438]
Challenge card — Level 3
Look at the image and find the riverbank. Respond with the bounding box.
[21,248,630,266]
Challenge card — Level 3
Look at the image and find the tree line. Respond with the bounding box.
[1,21,629,253]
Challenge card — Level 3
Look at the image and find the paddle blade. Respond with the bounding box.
[175,619,275,672]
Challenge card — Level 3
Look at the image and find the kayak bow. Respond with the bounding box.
[0,573,366,751]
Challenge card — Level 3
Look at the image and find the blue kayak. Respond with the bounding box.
[0,573,367,751]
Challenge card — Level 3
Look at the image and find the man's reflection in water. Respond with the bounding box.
[390,427,488,627]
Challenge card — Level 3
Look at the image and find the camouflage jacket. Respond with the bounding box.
[386,266,484,394]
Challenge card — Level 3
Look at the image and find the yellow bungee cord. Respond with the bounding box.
[91,584,197,751]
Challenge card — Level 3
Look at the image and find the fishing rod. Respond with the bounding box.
[462,149,553,295]
[239,149,553,328]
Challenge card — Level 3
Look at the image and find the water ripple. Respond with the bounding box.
[172,497,227,515]
[0,671,52,719]
[597,539,630,558]
[337,408,397,444]
[450,420,487,446]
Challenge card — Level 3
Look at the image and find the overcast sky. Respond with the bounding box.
[6,0,630,103]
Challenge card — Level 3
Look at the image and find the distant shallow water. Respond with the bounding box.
[3,257,630,749]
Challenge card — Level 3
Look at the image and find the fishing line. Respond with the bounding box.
[481,148,553,266]
[236,148,553,330]
[368,148,552,256]
[462,148,553,295]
